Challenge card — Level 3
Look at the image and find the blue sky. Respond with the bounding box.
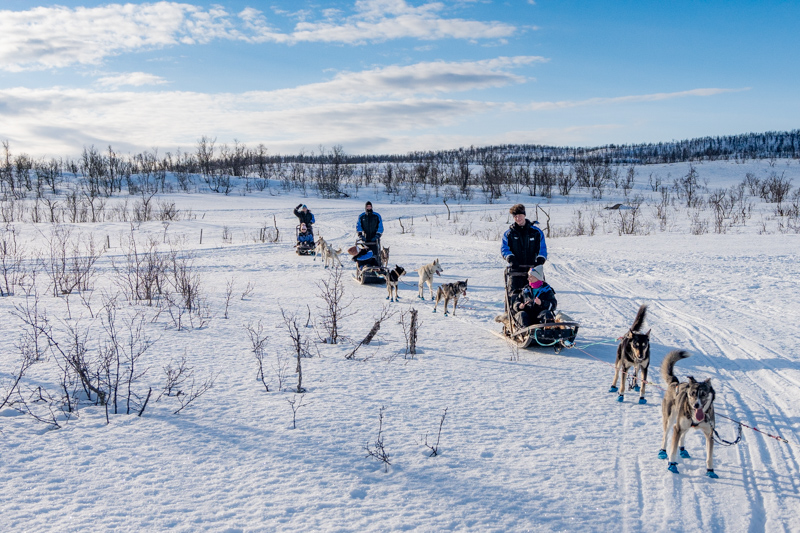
[1,0,798,157]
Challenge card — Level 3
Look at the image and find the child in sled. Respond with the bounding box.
[513,266,558,328]
[297,223,314,246]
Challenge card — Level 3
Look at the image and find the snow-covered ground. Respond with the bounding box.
[1,160,799,531]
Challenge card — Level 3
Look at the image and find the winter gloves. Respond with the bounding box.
[507,255,519,269]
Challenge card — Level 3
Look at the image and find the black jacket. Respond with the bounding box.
[501,220,547,269]
[357,211,383,241]
[294,205,315,227]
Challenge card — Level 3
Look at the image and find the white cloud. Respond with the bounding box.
[97,72,168,88]
[264,56,545,104]
[524,88,750,111]
[0,2,236,72]
[0,1,517,71]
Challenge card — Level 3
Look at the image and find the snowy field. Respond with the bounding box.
[1,159,799,531]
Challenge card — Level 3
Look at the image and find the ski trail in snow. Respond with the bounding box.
[555,245,800,530]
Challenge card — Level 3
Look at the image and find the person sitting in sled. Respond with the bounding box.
[513,266,558,328]
[294,204,315,229]
[297,223,314,246]
[349,243,381,270]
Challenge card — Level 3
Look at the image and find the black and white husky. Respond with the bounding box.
[433,280,467,316]
[659,350,718,478]
[609,304,650,404]
[385,265,406,302]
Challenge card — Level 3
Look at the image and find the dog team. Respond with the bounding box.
[297,201,719,478]
[296,202,468,311]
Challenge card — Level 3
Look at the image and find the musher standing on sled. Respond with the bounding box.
[501,203,547,292]
[294,204,315,229]
[356,201,384,258]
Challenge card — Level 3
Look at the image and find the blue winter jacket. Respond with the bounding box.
[297,232,314,244]
[356,211,384,240]
[501,219,547,267]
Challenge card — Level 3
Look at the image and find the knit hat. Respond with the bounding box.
[365,201,373,208]
[509,204,526,216]
[528,265,544,281]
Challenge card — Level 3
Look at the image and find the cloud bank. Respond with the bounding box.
[0,1,517,71]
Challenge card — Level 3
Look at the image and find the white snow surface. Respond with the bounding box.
[1,160,799,531]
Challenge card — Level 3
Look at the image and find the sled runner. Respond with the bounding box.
[496,268,579,353]
[295,224,315,256]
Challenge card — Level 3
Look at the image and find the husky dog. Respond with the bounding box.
[385,265,406,302]
[380,246,390,268]
[609,304,650,404]
[659,350,718,478]
[314,236,343,269]
[417,259,444,300]
[433,280,468,316]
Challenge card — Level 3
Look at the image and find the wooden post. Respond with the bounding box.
[200,228,203,244]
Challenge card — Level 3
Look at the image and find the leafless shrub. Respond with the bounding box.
[316,265,355,344]
[655,186,672,231]
[690,210,709,235]
[112,231,166,305]
[423,407,448,457]
[760,171,792,204]
[40,225,102,296]
[0,224,25,296]
[244,320,270,392]
[648,172,662,192]
[617,196,646,235]
[743,172,761,196]
[346,305,396,360]
[156,353,192,401]
[171,372,215,415]
[399,308,420,359]
[241,279,255,300]
[286,393,309,429]
[673,164,706,208]
[223,277,235,319]
[364,406,391,472]
[281,308,310,393]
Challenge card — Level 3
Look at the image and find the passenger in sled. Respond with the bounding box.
[349,243,381,271]
[512,266,558,328]
[296,222,314,251]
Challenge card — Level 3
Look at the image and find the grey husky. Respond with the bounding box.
[417,259,443,300]
[380,246,390,268]
[659,350,718,478]
[609,304,650,404]
[433,280,467,316]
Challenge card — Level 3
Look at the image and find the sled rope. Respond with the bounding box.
[574,344,798,449]
[712,419,743,446]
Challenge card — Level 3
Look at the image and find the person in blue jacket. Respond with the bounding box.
[294,204,315,228]
[297,223,314,246]
[350,243,381,270]
[356,201,384,256]
[513,266,557,327]
[501,203,547,291]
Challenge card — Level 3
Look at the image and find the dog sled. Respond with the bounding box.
[496,267,579,353]
[352,237,386,285]
[295,225,315,256]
